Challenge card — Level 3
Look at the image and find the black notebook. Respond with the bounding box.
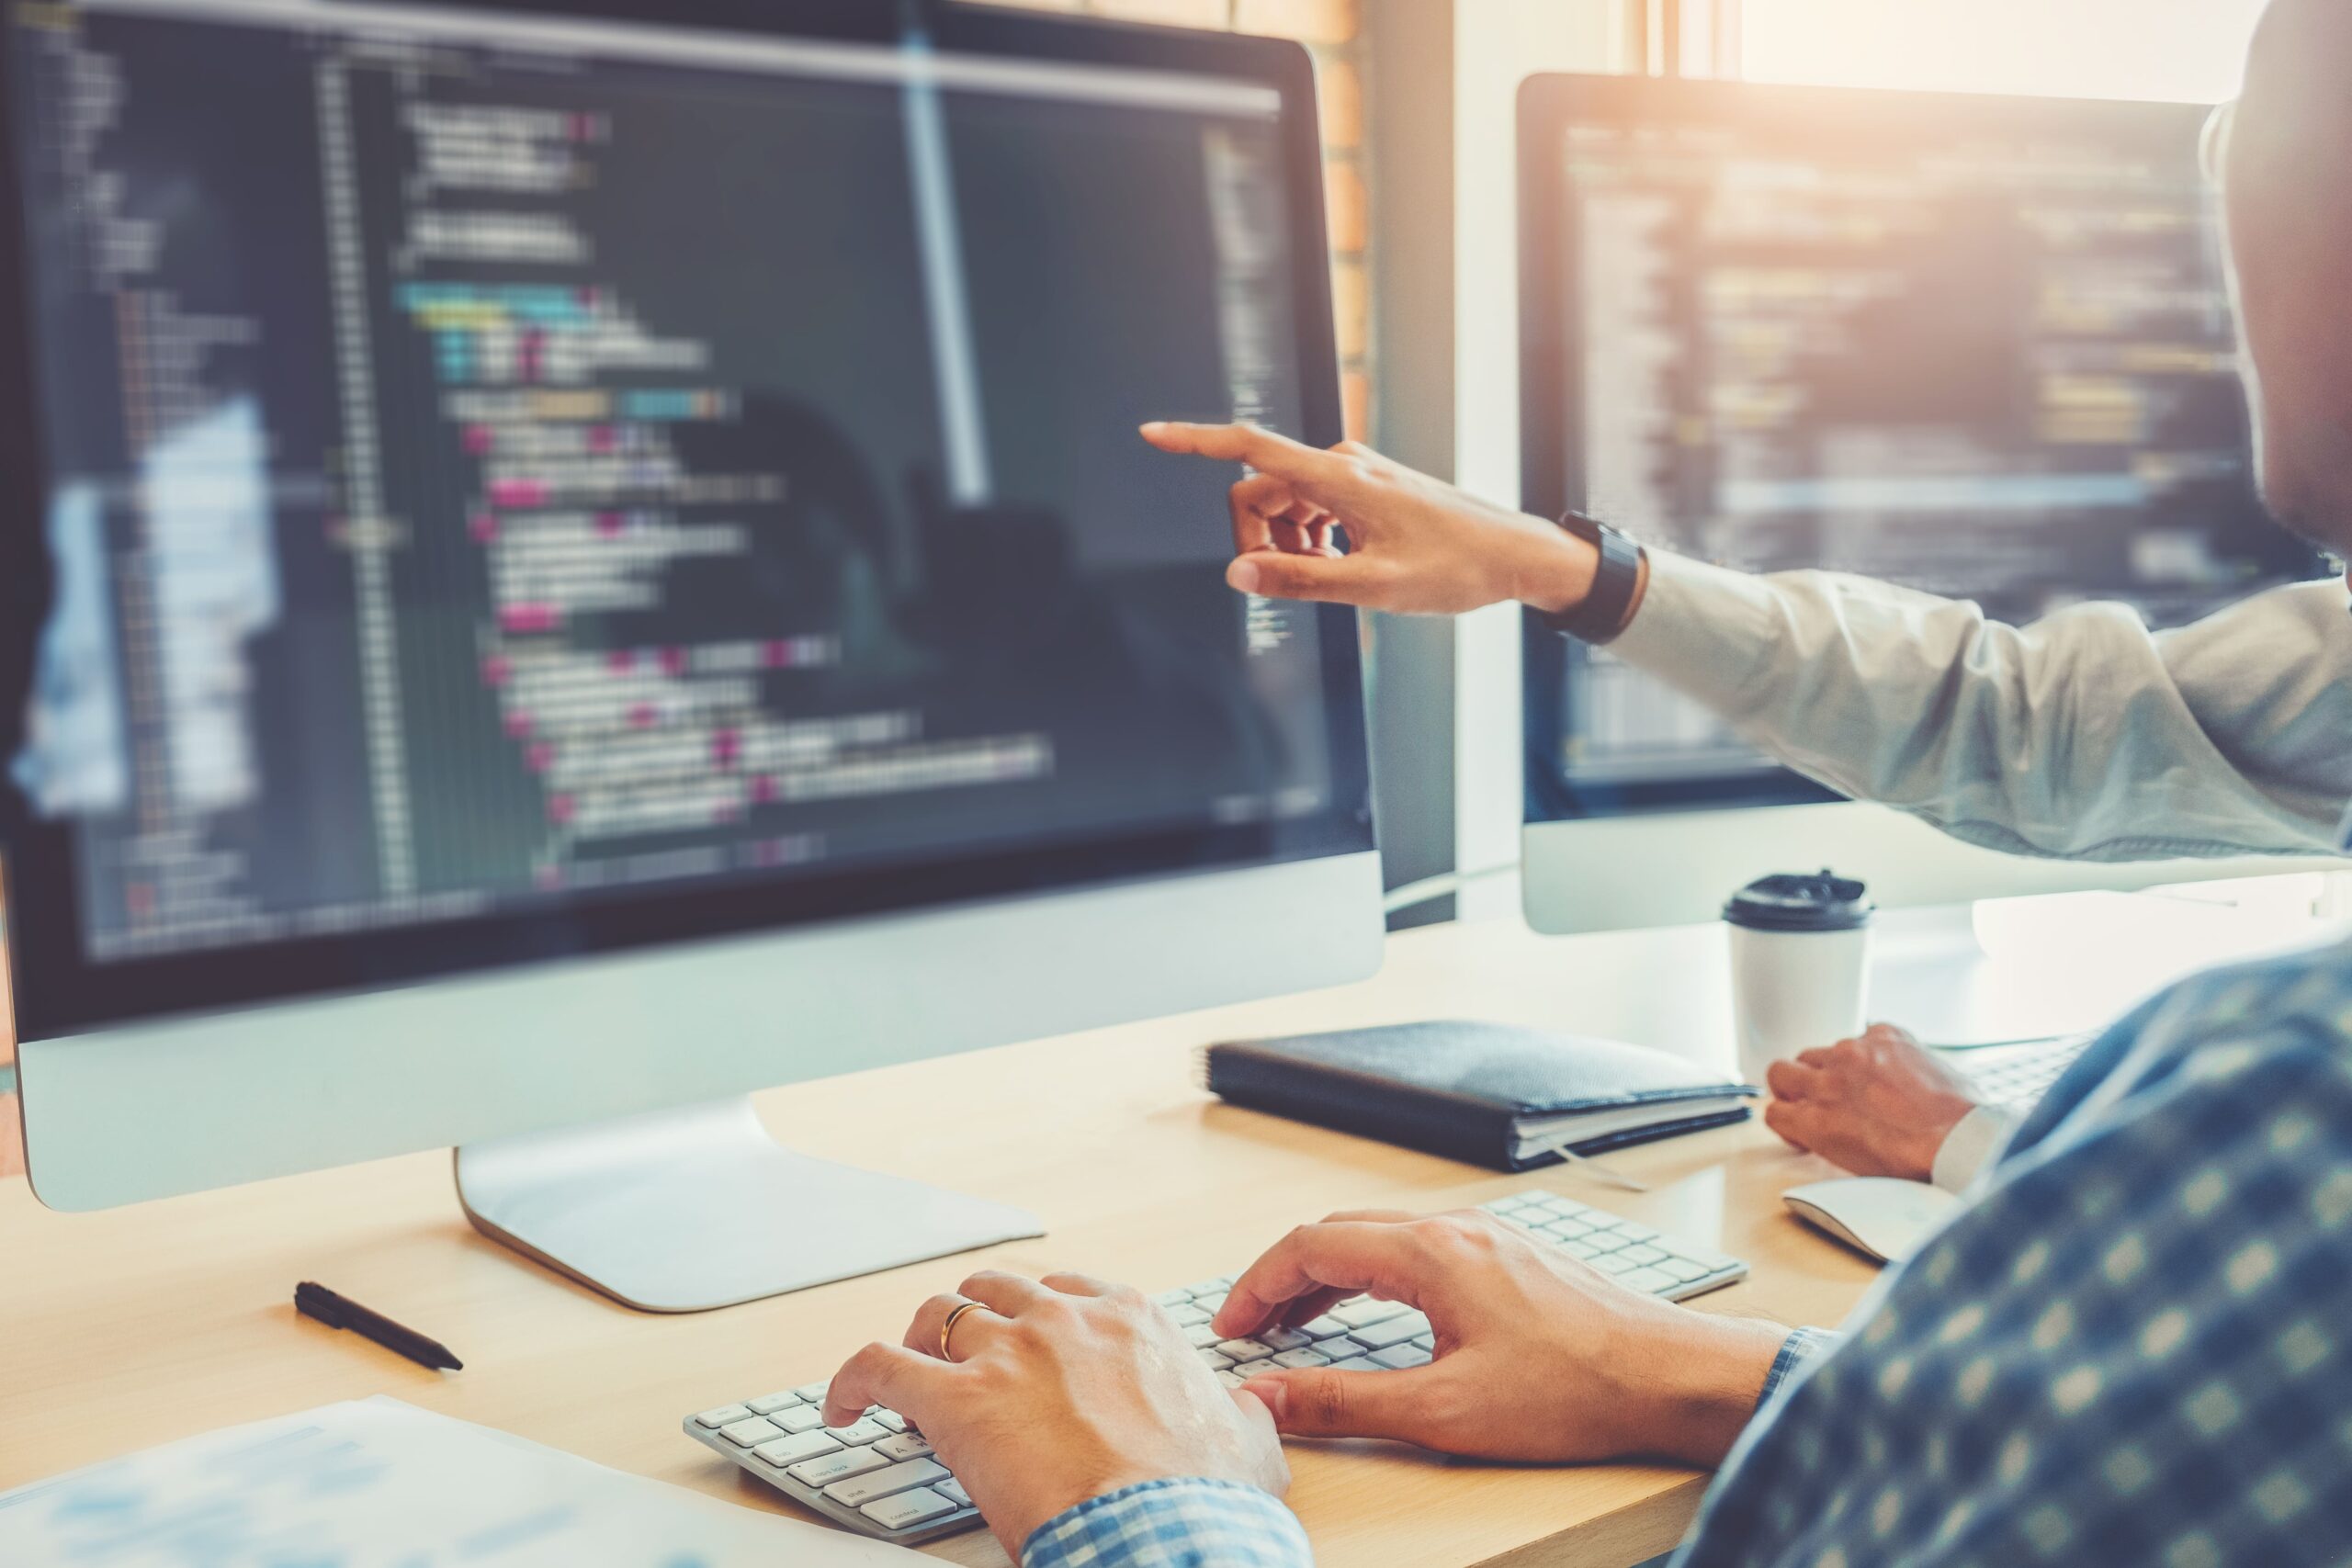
[1203,1020,1755,1173]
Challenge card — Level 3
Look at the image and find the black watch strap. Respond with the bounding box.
[1537,512,1644,645]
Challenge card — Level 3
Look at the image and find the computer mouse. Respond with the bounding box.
[1783,1177,1961,1264]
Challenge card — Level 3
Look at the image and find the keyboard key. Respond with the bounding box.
[1328,1356,1383,1373]
[1167,1303,1212,1327]
[826,1458,951,1508]
[863,1486,961,1532]
[1214,1338,1275,1361]
[825,1418,890,1446]
[1152,1288,1195,1307]
[1618,1245,1668,1267]
[1299,1315,1352,1340]
[1256,1325,1315,1353]
[1578,1231,1628,1254]
[694,1404,753,1428]
[1193,1292,1228,1314]
[1184,1323,1221,1348]
[1232,1359,1280,1378]
[794,1381,830,1403]
[1411,1334,1435,1351]
[875,1432,934,1461]
[1346,1313,1430,1351]
[1591,1253,1639,1275]
[1370,1343,1432,1370]
[1656,1257,1711,1283]
[1216,1370,1247,1389]
[871,1410,908,1433]
[1620,1266,1677,1293]
[1332,1298,1409,1328]
[787,1446,893,1488]
[1273,1347,1330,1369]
[1563,1239,1601,1260]
[769,1405,827,1434]
[746,1392,802,1416]
[1199,1348,1233,1371]
[938,1477,973,1507]
[718,1417,783,1447]
[752,1430,842,1469]
[1611,1222,1660,1243]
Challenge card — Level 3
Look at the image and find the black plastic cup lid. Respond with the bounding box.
[1724,869,1873,932]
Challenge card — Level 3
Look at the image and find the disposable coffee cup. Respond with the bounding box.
[1724,870,1873,1088]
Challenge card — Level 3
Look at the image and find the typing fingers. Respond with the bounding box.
[824,1340,955,1427]
[1213,1219,1430,1339]
[958,1269,1059,1318]
[904,1292,1009,1362]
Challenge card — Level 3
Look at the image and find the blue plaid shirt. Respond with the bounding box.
[1023,937,2352,1568]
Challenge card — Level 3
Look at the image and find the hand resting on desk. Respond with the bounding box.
[1762,1022,1981,1181]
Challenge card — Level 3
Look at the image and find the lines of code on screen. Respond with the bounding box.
[1549,114,2314,797]
[6,2,1335,961]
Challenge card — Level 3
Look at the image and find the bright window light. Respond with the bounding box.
[1740,0,2270,104]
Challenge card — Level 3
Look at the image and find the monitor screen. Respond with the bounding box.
[0,0,1366,1032]
[1519,76,2323,820]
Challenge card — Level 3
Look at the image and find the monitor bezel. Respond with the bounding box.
[0,0,1371,1041]
[1515,73,2264,827]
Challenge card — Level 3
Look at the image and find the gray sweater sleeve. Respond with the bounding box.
[1606,550,2351,861]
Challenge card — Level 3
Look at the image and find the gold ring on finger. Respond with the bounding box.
[940,1300,985,1360]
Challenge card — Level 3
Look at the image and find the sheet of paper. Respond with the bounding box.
[0,1396,921,1567]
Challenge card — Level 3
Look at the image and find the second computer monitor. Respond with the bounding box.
[1517,74,2324,931]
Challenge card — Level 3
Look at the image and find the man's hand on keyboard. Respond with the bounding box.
[821,1269,1288,1558]
[1212,1211,1788,1467]
[1762,1022,1981,1180]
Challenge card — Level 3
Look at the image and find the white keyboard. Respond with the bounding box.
[1946,1034,2091,1109]
[682,1189,1748,1544]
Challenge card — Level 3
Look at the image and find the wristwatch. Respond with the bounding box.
[1536,512,1645,645]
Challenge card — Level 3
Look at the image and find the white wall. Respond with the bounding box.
[1741,0,2270,104]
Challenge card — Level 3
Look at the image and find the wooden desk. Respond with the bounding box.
[0,915,1877,1567]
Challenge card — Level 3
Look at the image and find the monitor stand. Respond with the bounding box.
[454,1097,1043,1313]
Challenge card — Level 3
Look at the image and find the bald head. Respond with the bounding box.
[2220,0,2352,550]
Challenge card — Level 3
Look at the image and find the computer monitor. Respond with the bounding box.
[0,0,1379,1310]
[1516,73,2332,936]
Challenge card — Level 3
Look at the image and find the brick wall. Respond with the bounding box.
[985,0,1372,440]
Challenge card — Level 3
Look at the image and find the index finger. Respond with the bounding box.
[1141,421,1340,485]
[824,1340,956,1428]
[1213,1220,1430,1339]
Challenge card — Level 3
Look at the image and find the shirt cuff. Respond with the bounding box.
[1607,547,1783,709]
[1023,1478,1312,1568]
[1930,1104,2020,1194]
[1757,1326,1842,1411]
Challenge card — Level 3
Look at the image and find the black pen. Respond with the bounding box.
[295,1281,464,1371]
